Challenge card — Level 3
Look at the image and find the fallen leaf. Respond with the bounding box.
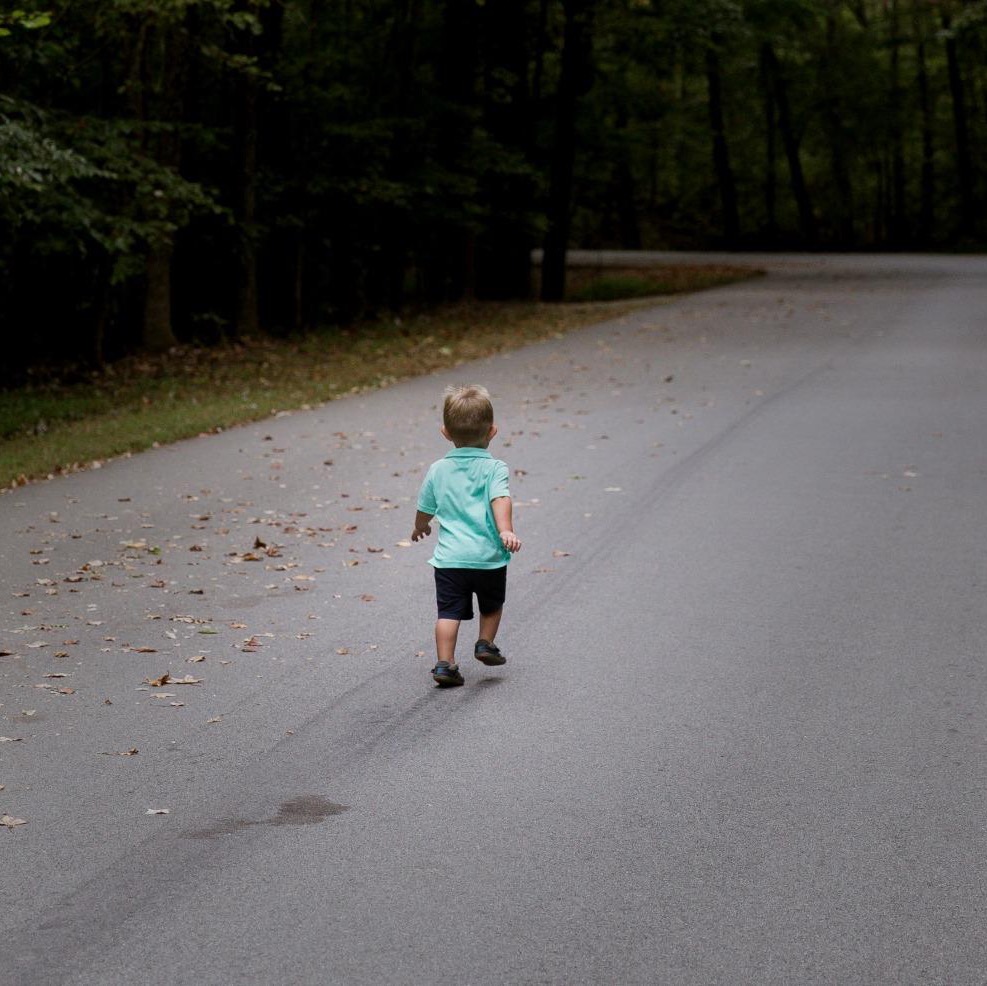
[43,672,68,678]
[26,641,48,649]
[169,675,202,685]
[206,716,223,724]
[360,594,376,602]
[187,655,206,663]
[336,647,350,655]
[101,748,139,757]
[552,550,571,558]
[144,673,171,687]
[21,710,36,717]
[0,649,15,657]
[145,808,170,815]
[1,815,27,830]
[0,736,23,743]
[132,646,158,654]
[604,487,622,493]
[58,688,75,695]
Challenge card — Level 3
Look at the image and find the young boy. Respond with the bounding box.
[412,384,522,687]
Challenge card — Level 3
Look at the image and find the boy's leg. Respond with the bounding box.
[474,568,508,665]
[477,608,502,644]
[435,618,460,664]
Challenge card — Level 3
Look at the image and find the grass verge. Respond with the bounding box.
[0,264,759,489]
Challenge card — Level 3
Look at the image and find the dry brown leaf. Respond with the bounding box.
[552,550,571,558]
[57,688,75,695]
[145,673,171,687]
[187,655,206,663]
[145,808,170,815]
[101,748,139,757]
[169,675,202,685]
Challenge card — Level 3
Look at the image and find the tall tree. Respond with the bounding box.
[706,41,740,245]
[542,0,596,302]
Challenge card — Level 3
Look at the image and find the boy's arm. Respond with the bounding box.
[491,496,521,552]
[411,510,433,542]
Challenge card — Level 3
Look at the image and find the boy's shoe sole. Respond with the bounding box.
[474,640,506,666]
[432,662,465,687]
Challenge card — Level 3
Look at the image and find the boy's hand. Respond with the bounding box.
[411,523,431,542]
[500,530,521,553]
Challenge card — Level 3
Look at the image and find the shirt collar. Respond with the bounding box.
[445,446,492,459]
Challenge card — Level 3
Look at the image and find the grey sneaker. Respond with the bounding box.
[474,639,506,666]
[431,661,465,687]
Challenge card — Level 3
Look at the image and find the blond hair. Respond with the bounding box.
[443,384,494,446]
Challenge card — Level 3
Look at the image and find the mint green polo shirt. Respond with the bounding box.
[417,446,511,569]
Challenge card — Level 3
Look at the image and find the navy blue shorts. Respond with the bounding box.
[434,567,507,621]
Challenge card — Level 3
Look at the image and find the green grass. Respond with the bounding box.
[565,264,757,302]
[0,264,760,489]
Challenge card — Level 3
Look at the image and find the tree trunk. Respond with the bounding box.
[942,13,975,235]
[823,15,854,245]
[888,0,906,244]
[475,0,536,298]
[706,45,740,247]
[235,70,260,337]
[761,43,816,245]
[143,244,176,352]
[138,17,186,351]
[760,45,777,242]
[916,36,935,244]
[542,0,595,302]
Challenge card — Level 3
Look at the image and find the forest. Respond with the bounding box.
[1,0,985,377]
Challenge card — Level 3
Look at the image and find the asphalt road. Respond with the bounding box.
[2,253,985,985]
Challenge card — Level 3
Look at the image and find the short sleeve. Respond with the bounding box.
[489,459,510,501]
[417,465,437,514]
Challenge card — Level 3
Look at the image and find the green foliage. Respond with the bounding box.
[0,0,984,376]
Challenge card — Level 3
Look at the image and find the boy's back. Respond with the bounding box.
[417,446,510,569]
